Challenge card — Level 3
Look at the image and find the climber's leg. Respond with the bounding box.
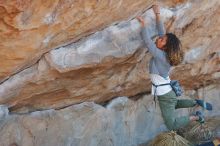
[158,91,190,130]
[175,99,196,109]
[175,98,213,110]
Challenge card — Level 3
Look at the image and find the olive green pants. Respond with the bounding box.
[158,90,196,130]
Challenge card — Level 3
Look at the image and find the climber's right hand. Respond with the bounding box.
[152,4,160,15]
[136,16,145,27]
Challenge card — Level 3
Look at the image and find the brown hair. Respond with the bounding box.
[164,33,184,66]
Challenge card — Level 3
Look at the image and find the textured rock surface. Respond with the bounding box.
[0,0,187,83]
[0,0,219,145]
[0,96,166,146]
[170,0,220,89]
[0,0,154,82]
[0,0,220,113]
[0,84,219,146]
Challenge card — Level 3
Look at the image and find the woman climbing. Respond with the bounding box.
[136,4,213,130]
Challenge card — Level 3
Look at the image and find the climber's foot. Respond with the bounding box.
[195,110,205,124]
[195,99,213,111]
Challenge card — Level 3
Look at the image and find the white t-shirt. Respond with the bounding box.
[150,74,172,96]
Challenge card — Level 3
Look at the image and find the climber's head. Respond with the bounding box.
[155,35,167,49]
[156,33,184,66]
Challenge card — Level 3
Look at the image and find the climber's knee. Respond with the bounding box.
[164,117,177,130]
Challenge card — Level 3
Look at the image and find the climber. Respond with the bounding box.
[136,4,213,130]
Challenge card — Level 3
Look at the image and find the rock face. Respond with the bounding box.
[0,84,219,146]
[0,0,154,82]
[0,0,220,145]
[1,96,164,146]
[1,0,219,113]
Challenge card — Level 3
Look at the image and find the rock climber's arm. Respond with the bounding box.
[136,4,167,61]
[156,13,165,36]
[140,26,166,60]
[153,5,166,36]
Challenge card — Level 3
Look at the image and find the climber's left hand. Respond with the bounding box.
[136,16,145,27]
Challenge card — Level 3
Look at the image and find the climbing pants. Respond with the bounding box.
[158,90,196,130]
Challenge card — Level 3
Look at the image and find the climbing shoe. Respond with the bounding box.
[195,99,213,111]
[195,111,205,124]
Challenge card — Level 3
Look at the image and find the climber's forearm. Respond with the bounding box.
[156,13,160,22]
[155,13,165,36]
[140,26,167,61]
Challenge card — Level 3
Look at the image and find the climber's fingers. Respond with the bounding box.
[152,0,159,8]
[152,4,160,15]
[136,16,145,27]
[136,16,144,23]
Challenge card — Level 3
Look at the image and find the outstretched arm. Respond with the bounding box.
[153,5,165,36]
[137,16,166,62]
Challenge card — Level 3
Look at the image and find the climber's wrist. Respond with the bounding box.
[155,13,160,16]
[155,13,160,20]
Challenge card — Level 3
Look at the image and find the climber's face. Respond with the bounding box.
[155,35,167,50]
